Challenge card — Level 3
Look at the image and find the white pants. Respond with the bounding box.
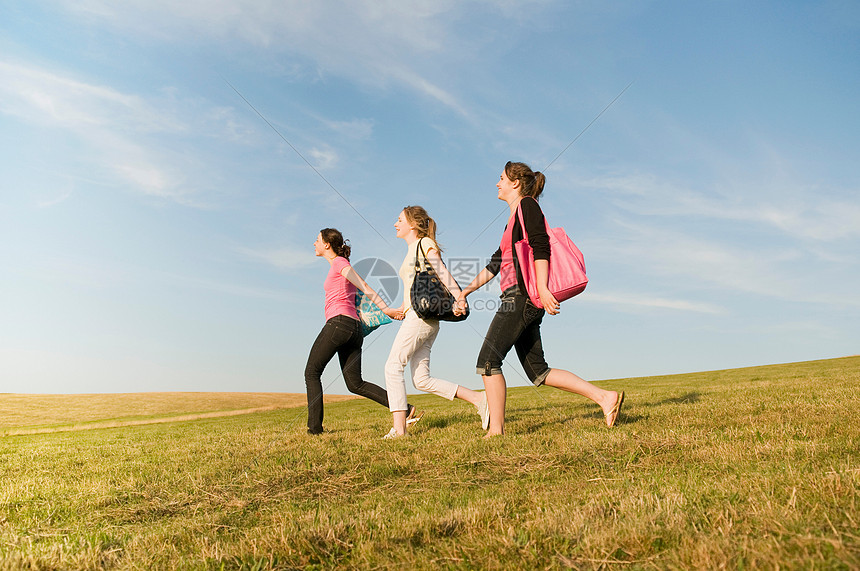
[384,311,459,412]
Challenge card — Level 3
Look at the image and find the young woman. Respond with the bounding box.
[456,162,625,437]
[305,228,421,434]
[382,206,489,439]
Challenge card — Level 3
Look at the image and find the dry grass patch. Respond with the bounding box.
[0,392,357,434]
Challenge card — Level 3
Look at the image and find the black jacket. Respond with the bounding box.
[484,197,550,291]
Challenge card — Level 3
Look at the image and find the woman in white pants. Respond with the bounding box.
[383,206,489,439]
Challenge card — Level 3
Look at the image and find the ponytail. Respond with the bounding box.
[319,228,351,260]
[505,161,545,199]
[402,205,442,252]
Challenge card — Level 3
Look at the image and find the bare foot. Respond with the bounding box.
[600,390,619,415]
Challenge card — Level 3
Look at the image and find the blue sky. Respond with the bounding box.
[2,1,858,395]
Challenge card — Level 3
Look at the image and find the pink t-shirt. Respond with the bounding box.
[498,215,518,292]
[324,257,359,321]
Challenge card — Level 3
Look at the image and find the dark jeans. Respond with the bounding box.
[304,315,389,433]
[476,286,551,385]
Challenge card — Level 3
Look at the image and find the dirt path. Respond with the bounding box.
[2,405,301,436]
[1,392,360,436]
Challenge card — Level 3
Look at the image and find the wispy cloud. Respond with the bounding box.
[236,245,317,271]
[54,0,473,118]
[0,61,173,131]
[36,188,74,208]
[592,218,802,296]
[584,292,724,314]
[307,146,339,170]
[0,60,195,202]
[11,252,295,301]
[160,272,294,301]
[586,217,860,308]
[581,171,860,242]
[318,117,374,140]
[386,65,469,118]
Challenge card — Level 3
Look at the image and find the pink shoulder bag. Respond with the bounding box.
[514,203,588,308]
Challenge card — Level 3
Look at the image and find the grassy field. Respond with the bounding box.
[0,393,357,436]
[1,356,858,569]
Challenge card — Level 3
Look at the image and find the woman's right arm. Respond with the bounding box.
[463,246,501,297]
[454,250,499,313]
[461,268,496,297]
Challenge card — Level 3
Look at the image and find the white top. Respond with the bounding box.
[399,236,437,313]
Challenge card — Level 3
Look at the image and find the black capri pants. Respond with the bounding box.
[475,286,551,385]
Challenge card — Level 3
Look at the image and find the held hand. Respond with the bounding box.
[383,307,405,320]
[538,288,560,315]
[453,292,469,316]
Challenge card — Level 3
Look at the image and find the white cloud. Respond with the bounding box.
[308,146,339,170]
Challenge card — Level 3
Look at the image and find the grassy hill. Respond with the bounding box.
[1,356,858,569]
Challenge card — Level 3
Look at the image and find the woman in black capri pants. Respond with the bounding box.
[456,161,625,436]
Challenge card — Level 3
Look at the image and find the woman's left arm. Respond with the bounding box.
[342,266,404,320]
[522,199,559,315]
[534,260,560,315]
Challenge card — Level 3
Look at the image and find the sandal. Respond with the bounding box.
[476,392,490,430]
[382,427,409,440]
[605,391,625,428]
[406,404,424,426]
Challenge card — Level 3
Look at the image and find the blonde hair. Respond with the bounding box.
[402,205,442,252]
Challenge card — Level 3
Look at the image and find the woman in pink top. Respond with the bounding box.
[305,228,420,434]
[456,162,625,437]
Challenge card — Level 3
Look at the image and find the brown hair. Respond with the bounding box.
[402,205,441,251]
[319,228,351,260]
[505,161,546,199]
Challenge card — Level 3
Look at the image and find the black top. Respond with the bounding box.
[484,196,550,290]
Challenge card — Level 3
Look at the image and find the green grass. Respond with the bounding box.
[2,357,858,569]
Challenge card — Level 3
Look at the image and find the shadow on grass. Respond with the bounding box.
[655,391,702,406]
[411,407,488,431]
[582,390,701,427]
[580,409,644,427]
[409,391,701,434]
[572,391,699,427]
[418,414,459,430]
